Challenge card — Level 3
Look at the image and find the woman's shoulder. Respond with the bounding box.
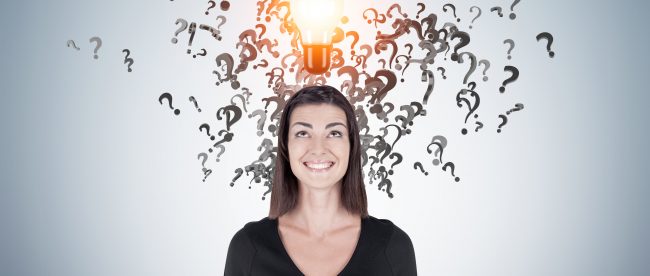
[365,215,413,241]
[232,216,275,239]
[366,215,417,274]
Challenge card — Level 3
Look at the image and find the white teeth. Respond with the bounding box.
[305,162,333,169]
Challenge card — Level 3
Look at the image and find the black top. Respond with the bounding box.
[224,215,417,276]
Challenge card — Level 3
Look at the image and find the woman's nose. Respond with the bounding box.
[308,136,329,153]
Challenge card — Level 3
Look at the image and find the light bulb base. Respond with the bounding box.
[303,44,332,75]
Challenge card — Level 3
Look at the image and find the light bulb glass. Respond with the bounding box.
[291,0,344,74]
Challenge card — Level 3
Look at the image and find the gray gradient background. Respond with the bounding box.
[1,0,649,275]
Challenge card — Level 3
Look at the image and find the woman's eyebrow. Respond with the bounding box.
[291,122,347,129]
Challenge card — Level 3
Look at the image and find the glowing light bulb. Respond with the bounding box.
[291,0,344,75]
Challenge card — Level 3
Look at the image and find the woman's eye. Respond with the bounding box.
[296,131,307,137]
[330,131,342,137]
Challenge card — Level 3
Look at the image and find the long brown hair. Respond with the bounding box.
[268,85,369,219]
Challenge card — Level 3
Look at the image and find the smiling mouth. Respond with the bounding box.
[303,162,335,172]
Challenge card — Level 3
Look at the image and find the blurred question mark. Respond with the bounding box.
[189,96,201,112]
[536,32,555,58]
[158,92,180,115]
[413,162,428,176]
[506,103,524,115]
[503,39,515,59]
[230,168,244,186]
[214,16,227,41]
[192,48,207,58]
[499,65,519,93]
[199,123,216,140]
[421,70,434,105]
[443,4,460,22]
[509,0,521,20]
[346,31,359,56]
[197,153,212,182]
[248,109,267,136]
[490,7,503,17]
[416,3,425,19]
[122,49,134,72]
[449,31,470,62]
[89,36,102,59]
[478,59,490,81]
[437,67,447,79]
[442,162,460,182]
[497,114,508,133]
[387,152,402,175]
[171,19,188,44]
[469,6,481,29]
[205,1,216,15]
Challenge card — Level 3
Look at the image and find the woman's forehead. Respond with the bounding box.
[289,104,347,123]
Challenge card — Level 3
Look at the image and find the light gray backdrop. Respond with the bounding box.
[1,0,649,275]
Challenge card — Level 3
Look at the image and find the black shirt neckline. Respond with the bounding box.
[271,216,367,276]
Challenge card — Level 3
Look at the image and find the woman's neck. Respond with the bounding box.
[280,183,359,238]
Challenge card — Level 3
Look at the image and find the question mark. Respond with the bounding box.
[214,144,226,162]
[230,168,244,186]
[443,4,460,22]
[197,153,212,182]
[206,1,216,15]
[192,48,207,58]
[189,96,201,112]
[421,70,434,105]
[458,52,477,84]
[346,31,360,56]
[503,39,515,60]
[416,3,425,19]
[442,162,460,182]
[478,60,490,81]
[199,123,215,141]
[449,31,470,62]
[509,0,521,20]
[469,6,481,29]
[214,16,227,41]
[171,18,188,44]
[413,162,428,176]
[536,32,555,58]
[198,152,208,168]
[158,92,180,115]
[497,114,508,133]
[215,53,240,90]
[490,7,503,17]
[499,66,519,93]
[253,59,269,69]
[437,67,447,79]
[89,36,102,59]
[506,103,524,115]
[387,152,403,175]
[122,49,134,72]
[248,109,267,136]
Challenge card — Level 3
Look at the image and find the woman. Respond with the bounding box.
[224,85,417,276]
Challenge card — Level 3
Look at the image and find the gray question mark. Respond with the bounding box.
[89,36,102,59]
[503,39,515,60]
[469,6,481,29]
[171,18,188,44]
[510,0,521,20]
[478,59,490,81]
[122,49,134,72]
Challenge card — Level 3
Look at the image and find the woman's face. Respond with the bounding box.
[287,103,350,190]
